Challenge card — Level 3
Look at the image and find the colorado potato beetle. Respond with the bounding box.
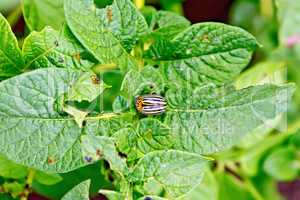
[135,94,166,115]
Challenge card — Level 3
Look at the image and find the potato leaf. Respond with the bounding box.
[145,22,259,87]
[0,68,130,173]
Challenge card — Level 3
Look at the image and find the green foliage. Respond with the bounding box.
[0,0,297,199]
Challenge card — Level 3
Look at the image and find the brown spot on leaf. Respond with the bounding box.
[107,7,113,22]
[47,156,56,164]
[200,34,210,43]
[96,149,103,157]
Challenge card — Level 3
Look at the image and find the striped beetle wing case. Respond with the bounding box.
[135,94,167,115]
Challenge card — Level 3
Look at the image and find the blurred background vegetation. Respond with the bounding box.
[0,0,300,200]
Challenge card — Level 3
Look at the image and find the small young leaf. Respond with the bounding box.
[263,147,300,181]
[0,13,24,77]
[129,150,211,198]
[165,84,295,154]
[22,26,94,70]
[62,180,90,200]
[23,0,65,31]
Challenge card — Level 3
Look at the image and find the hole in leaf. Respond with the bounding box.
[118,151,127,159]
[153,65,159,68]
[54,40,59,47]
[84,156,93,163]
[82,120,87,127]
[103,160,110,169]
[153,22,159,30]
[58,57,64,63]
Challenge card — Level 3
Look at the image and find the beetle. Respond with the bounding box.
[135,94,166,115]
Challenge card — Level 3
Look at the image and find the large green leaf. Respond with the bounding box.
[129,150,210,198]
[0,68,129,173]
[145,22,258,87]
[64,0,147,71]
[61,180,90,200]
[23,0,65,31]
[22,26,95,70]
[165,84,295,154]
[0,13,24,77]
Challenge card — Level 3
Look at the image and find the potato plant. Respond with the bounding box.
[0,0,298,200]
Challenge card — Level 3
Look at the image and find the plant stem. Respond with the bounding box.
[134,0,145,10]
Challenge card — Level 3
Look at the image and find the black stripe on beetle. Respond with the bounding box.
[135,94,166,115]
